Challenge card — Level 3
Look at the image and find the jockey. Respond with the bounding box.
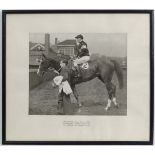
[73,34,90,77]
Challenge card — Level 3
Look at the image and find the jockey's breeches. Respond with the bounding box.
[73,56,90,66]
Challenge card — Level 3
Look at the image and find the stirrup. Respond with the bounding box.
[75,72,81,78]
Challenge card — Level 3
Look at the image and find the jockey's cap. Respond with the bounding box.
[75,34,83,39]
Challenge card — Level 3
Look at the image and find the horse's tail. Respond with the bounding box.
[111,60,124,89]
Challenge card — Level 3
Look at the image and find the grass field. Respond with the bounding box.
[29,70,127,115]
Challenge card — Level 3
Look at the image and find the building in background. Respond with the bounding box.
[30,43,45,51]
[30,34,127,70]
[29,33,50,69]
[57,39,76,57]
[29,34,72,71]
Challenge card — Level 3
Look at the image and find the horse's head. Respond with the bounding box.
[37,54,61,77]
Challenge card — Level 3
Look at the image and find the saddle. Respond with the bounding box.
[67,59,89,78]
[72,62,89,78]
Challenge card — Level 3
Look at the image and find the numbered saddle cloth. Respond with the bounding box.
[80,62,89,69]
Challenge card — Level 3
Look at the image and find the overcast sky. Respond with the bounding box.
[29,33,127,57]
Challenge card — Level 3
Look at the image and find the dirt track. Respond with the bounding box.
[29,70,127,115]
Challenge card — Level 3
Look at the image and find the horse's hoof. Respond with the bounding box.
[78,103,82,107]
[115,105,119,108]
[57,111,64,115]
[115,103,119,108]
[105,107,110,111]
[77,108,81,113]
[57,108,64,114]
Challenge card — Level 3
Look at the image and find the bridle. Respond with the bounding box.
[47,66,62,75]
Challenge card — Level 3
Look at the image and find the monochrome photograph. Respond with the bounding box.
[29,33,127,115]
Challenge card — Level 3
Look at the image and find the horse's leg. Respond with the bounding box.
[111,84,119,108]
[57,91,64,114]
[98,69,118,110]
[112,96,119,108]
[72,85,82,107]
[105,82,113,110]
[98,76,112,110]
[105,82,119,110]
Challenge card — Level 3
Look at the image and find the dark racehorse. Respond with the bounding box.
[37,54,123,110]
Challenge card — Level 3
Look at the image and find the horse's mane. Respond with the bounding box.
[47,57,60,63]
[46,57,61,70]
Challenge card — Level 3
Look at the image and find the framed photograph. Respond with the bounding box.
[2,10,154,145]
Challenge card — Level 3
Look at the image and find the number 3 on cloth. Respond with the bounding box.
[81,63,89,69]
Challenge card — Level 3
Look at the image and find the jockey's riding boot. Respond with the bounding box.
[76,66,81,78]
[73,65,81,78]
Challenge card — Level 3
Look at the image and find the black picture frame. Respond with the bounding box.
[2,10,154,145]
